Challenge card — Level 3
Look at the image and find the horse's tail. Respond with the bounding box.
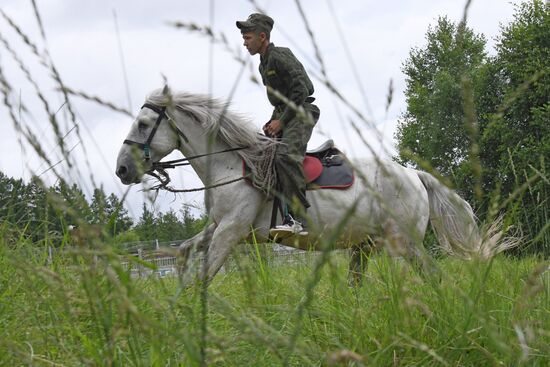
[415,171,486,258]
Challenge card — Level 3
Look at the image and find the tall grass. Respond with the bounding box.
[1,234,549,366]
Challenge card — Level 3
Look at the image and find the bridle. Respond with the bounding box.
[122,102,249,193]
[123,103,189,161]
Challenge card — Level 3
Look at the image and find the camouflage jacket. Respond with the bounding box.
[259,43,315,124]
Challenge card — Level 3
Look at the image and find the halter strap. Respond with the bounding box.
[142,103,166,116]
[123,103,189,160]
[144,104,165,147]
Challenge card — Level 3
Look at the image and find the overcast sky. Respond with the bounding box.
[0,0,517,219]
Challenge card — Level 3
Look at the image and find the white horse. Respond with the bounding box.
[116,88,497,284]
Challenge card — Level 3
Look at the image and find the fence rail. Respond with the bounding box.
[120,244,326,278]
[41,240,341,278]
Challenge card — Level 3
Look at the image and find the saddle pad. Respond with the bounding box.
[306,156,354,190]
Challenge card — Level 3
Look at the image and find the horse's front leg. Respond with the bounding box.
[200,217,252,283]
[177,222,217,276]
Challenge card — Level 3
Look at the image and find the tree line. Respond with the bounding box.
[0,171,206,247]
[395,0,549,255]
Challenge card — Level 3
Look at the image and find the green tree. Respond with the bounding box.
[0,172,137,246]
[0,173,30,237]
[89,186,133,238]
[0,172,25,244]
[134,203,157,241]
[89,186,108,225]
[0,172,10,219]
[395,16,487,196]
[48,181,91,233]
[105,193,133,236]
[481,0,549,192]
[480,0,550,253]
[0,173,51,243]
[157,209,187,242]
[27,176,52,242]
[396,2,549,253]
[132,204,207,243]
[181,207,208,239]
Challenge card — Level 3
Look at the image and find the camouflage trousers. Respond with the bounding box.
[273,103,320,214]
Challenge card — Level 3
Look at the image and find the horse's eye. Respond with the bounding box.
[138,122,148,131]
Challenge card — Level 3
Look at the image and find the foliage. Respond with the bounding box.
[88,187,133,236]
[134,202,157,240]
[480,0,550,253]
[396,2,550,254]
[396,16,487,186]
[133,205,207,242]
[0,171,133,245]
[0,170,207,247]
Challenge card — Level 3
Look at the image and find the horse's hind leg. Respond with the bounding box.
[404,242,440,281]
[384,219,440,281]
[348,238,374,287]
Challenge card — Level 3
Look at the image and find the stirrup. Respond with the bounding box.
[269,215,308,239]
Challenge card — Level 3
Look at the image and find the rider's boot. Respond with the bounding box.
[269,205,308,239]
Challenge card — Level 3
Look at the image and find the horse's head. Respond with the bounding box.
[116,89,275,187]
[116,103,186,184]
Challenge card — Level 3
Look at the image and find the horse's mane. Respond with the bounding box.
[146,88,277,192]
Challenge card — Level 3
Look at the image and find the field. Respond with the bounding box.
[1,241,549,366]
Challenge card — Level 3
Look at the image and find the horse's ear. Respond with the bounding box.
[160,74,173,102]
[162,84,172,99]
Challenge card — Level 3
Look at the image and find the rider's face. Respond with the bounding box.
[242,31,265,55]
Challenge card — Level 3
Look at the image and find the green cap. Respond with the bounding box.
[236,13,274,33]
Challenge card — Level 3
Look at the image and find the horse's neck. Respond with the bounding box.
[179,138,241,184]
[172,107,247,184]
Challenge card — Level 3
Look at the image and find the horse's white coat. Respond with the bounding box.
[116,90,485,282]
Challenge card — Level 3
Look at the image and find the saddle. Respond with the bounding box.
[304,139,354,190]
[242,139,353,240]
[243,139,354,190]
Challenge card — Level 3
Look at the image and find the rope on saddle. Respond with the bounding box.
[242,143,278,197]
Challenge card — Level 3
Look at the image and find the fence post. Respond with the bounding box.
[138,248,143,277]
[48,246,53,265]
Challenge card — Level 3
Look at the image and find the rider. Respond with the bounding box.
[236,13,320,237]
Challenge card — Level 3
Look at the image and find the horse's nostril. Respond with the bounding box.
[116,165,127,177]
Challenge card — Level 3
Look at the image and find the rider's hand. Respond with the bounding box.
[262,121,271,136]
[263,119,283,137]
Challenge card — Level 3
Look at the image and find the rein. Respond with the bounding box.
[146,146,249,193]
[147,168,247,193]
[151,146,248,170]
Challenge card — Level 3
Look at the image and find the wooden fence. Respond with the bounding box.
[120,244,323,278]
